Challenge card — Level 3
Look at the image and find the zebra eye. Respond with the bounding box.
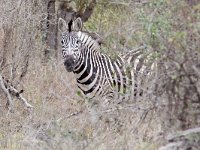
[61,40,64,45]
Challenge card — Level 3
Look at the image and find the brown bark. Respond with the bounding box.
[45,0,57,60]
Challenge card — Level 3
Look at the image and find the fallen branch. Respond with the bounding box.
[159,127,200,150]
[0,74,33,112]
[0,74,13,112]
[9,83,33,109]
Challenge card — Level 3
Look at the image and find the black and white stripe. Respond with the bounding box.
[58,18,155,99]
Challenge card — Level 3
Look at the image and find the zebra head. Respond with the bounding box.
[58,17,83,72]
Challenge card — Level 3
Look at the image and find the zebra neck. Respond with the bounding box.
[77,31,100,50]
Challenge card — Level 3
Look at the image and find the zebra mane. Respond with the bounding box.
[78,31,101,50]
[68,20,73,32]
[81,31,104,46]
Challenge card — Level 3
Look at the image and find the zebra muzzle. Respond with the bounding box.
[64,56,76,72]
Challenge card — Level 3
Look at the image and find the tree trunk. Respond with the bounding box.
[44,0,57,61]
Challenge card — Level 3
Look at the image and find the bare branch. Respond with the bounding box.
[0,74,13,112]
[0,74,33,112]
[9,84,33,109]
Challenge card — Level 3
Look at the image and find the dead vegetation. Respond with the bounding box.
[0,0,200,150]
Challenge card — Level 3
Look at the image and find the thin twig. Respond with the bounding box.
[57,111,83,122]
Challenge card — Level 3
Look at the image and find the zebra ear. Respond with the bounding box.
[72,17,83,31]
[58,18,68,32]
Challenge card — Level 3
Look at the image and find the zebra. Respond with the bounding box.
[58,17,156,100]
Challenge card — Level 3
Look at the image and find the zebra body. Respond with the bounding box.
[58,18,155,100]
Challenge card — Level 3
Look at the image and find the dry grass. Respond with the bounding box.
[0,59,163,149]
[0,0,200,150]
